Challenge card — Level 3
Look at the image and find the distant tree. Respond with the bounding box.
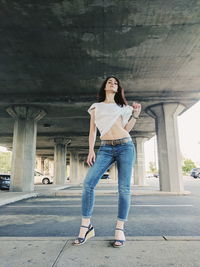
[182,158,196,173]
[149,161,157,173]
[0,151,12,173]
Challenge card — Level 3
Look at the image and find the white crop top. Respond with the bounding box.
[87,102,133,137]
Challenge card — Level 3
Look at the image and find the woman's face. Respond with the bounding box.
[104,77,118,93]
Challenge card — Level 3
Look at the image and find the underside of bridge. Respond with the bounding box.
[0,0,199,192]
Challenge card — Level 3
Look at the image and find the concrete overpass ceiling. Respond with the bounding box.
[1,0,200,95]
[0,0,200,151]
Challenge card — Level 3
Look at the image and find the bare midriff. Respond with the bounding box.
[100,115,130,140]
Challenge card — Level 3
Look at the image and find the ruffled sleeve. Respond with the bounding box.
[87,103,97,115]
[121,105,133,127]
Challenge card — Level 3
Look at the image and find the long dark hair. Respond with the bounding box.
[97,76,128,107]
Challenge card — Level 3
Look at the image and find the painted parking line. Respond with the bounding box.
[4,204,193,208]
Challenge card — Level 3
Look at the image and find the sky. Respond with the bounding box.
[0,146,7,152]
[144,100,200,170]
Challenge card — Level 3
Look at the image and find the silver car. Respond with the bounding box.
[190,168,200,179]
[34,171,53,184]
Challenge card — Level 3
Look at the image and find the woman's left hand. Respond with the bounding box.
[132,102,141,118]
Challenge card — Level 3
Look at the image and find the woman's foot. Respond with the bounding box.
[73,222,95,246]
[113,228,125,247]
[74,224,90,243]
[74,219,91,244]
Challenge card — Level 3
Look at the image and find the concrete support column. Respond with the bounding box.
[70,151,79,184]
[66,154,70,180]
[146,102,186,192]
[6,106,46,192]
[78,158,85,183]
[40,157,45,174]
[133,137,148,186]
[48,159,54,177]
[36,157,42,172]
[82,158,89,180]
[54,137,70,185]
[36,156,46,173]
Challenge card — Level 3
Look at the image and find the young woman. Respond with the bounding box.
[73,76,141,248]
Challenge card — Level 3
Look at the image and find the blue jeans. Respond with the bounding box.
[82,138,136,221]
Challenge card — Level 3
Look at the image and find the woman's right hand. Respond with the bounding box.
[87,150,96,166]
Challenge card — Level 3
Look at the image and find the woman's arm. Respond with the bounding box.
[124,116,137,132]
[88,108,97,151]
[87,108,97,166]
[124,102,141,132]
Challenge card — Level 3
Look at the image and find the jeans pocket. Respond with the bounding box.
[98,145,108,153]
[121,140,133,146]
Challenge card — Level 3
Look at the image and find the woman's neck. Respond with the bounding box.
[103,101,115,103]
[104,92,115,103]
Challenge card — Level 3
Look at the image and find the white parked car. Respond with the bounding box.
[34,171,53,184]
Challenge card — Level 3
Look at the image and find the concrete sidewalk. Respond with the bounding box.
[0,184,71,207]
[0,236,200,267]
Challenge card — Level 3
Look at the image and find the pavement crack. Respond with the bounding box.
[52,240,68,267]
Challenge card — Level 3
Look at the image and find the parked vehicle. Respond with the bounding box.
[101,172,110,179]
[0,174,10,190]
[146,173,153,178]
[146,173,159,178]
[34,171,53,184]
[190,168,200,178]
[0,171,53,190]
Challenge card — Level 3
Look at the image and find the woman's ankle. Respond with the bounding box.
[81,218,91,226]
[116,220,124,229]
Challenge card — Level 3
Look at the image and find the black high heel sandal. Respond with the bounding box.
[73,223,95,246]
[112,228,125,248]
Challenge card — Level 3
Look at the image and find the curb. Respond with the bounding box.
[0,185,71,207]
[38,190,191,197]
[0,192,39,207]
[0,236,200,241]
